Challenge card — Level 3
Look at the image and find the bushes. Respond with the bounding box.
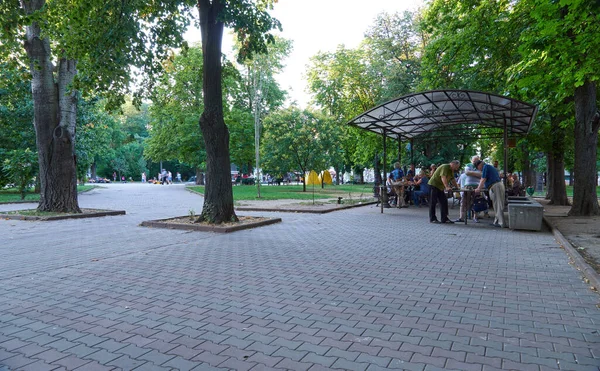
[2,148,37,200]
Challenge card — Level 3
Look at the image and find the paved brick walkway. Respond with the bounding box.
[1,184,599,370]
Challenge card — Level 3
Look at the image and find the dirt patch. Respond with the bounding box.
[140,215,281,233]
[236,199,377,214]
[544,215,600,276]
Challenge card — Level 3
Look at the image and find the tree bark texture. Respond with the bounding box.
[22,0,81,213]
[521,144,534,188]
[547,121,569,205]
[545,154,552,200]
[569,80,600,216]
[197,0,237,223]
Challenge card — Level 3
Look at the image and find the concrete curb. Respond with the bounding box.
[1,209,126,221]
[236,201,378,214]
[543,216,600,292]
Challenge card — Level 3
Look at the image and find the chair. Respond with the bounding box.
[447,190,461,208]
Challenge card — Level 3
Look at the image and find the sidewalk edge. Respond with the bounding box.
[543,216,600,292]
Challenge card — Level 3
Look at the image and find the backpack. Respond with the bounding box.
[472,195,488,212]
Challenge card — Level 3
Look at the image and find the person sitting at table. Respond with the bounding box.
[509,173,523,196]
[428,160,461,223]
[429,163,437,177]
[385,174,397,206]
[389,161,404,181]
[412,170,430,207]
[406,164,416,180]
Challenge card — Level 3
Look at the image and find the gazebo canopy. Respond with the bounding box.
[347,90,538,140]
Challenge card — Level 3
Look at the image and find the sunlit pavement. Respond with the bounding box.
[1,183,599,370]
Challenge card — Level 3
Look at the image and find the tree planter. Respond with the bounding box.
[140,215,281,233]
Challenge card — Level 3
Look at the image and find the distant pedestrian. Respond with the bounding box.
[161,169,168,185]
[176,172,182,183]
[141,172,146,183]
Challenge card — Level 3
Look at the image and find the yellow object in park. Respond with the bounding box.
[322,170,333,185]
[306,170,320,185]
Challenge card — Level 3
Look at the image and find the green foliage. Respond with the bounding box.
[261,108,340,184]
[219,0,283,63]
[0,62,35,187]
[511,0,600,98]
[75,98,120,179]
[146,45,207,168]
[0,0,192,109]
[2,148,37,200]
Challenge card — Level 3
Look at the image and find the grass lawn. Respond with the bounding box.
[531,185,600,198]
[188,183,376,201]
[0,185,96,203]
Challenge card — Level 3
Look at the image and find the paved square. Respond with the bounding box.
[1,184,599,370]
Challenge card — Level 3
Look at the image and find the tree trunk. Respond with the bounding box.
[91,162,97,180]
[23,3,80,213]
[545,153,552,200]
[197,0,236,223]
[547,121,569,205]
[569,80,600,216]
[373,155,381,186]
[521,145,534,188]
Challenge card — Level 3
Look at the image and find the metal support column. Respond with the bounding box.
[503,114,508,186]
[398,137,402,163]
[410,139,414,168]
[381,130,389,212]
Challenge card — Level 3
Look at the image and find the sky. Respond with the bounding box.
[185,0,423,107]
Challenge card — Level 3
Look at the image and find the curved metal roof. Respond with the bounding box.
[347,89,538,140]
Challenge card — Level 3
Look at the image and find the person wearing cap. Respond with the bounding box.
[474,160,506,228]
[428,160,461,224]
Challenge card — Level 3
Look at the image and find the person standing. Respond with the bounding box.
[428,160,461,224]
[141,172,146,183]
[161,169,168,185]
[456,156,482,222]
[474,160,506,228]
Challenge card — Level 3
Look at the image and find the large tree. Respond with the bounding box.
[195,0,280,223]
[0,0,188,212]
[516,0,600,216]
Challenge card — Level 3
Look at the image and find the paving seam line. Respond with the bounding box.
[543,216,600,293]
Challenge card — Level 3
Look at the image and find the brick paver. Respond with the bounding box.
[1,183,599,370]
